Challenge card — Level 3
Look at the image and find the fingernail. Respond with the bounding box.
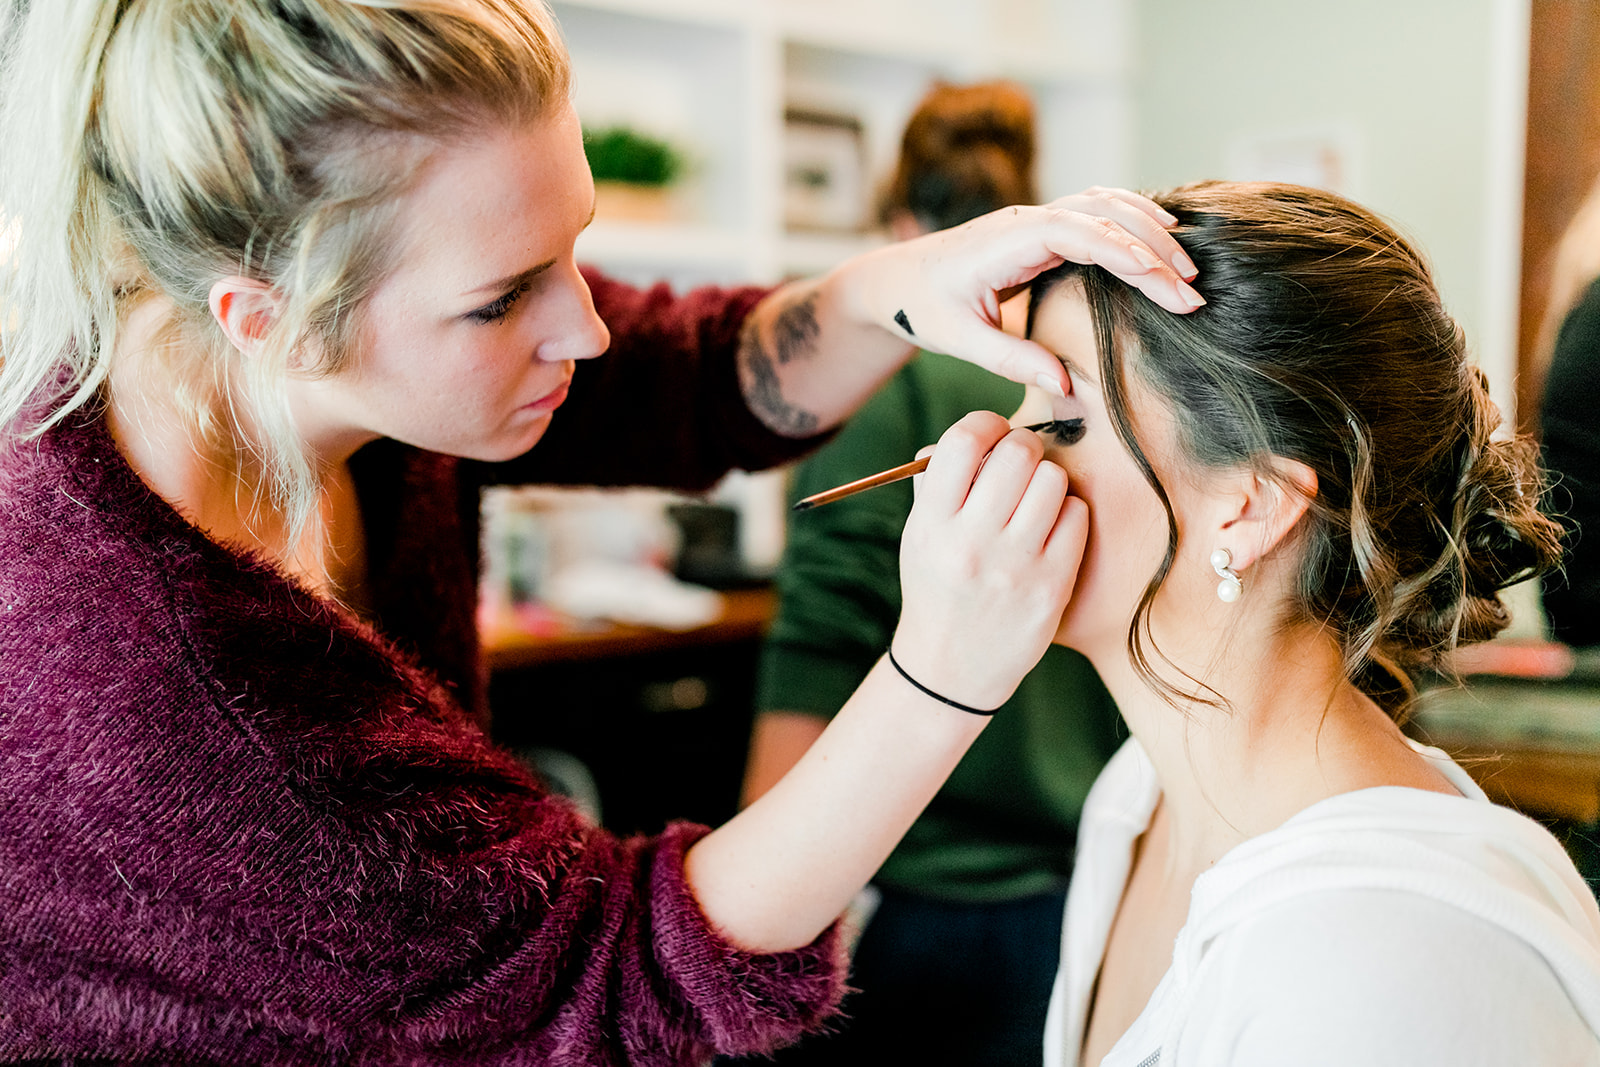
[1035,372,1067,399]
[1182,285,1207,308]
[1173,250,1198,279]
[1131,244,1162,271]
[1157,208,1179,227]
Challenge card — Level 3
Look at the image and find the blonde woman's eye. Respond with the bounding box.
[467,281,531,325]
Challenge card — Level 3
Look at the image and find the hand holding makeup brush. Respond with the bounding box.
[686,408,1087,951]
[891,410,1089,713]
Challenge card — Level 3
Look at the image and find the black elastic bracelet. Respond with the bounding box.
[886,648,1001,716]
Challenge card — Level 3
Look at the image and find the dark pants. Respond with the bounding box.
[723,885,1066,1067]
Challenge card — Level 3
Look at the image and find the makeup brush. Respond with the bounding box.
[792,419,1084,512]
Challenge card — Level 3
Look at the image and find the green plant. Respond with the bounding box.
[582,126,684,186]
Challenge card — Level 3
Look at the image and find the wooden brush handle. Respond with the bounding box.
[791,456,931,511]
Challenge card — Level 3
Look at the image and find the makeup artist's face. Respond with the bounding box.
[293,102,609,462]
[1014,283,1205,660]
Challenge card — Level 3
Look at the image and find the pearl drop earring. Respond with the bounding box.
[1210,548,1243,603]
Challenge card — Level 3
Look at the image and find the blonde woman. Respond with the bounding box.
[0,2,1200,1063]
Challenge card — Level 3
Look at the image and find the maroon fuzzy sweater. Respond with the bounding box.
[0,273,844,1065]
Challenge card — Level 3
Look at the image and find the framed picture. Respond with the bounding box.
[783,108,867,233]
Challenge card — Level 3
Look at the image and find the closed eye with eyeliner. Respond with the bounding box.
[1029,417,1085,446]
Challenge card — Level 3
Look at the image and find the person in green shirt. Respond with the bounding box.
[736,83,1122,1067]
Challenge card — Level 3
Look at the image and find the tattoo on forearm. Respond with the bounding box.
[894,309,914,337]
[775,289,820,365]
[738,288,822,437]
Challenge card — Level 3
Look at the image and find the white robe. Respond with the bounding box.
[1045,738,1600,1066]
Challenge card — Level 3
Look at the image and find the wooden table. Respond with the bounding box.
[1434,747,1600,824]
[481,587,775,671]
[1410,645,1600,824]
[482,587,777,834]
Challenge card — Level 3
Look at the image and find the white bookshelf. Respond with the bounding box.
[554,0,1133,286]
[549,0,1133,572]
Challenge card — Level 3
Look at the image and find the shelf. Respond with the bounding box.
[986,51,1122,86]
[552,0,1132,281]
[553,0,753,31]
[779,12,972,69]
[578,221,755,269]
[780,230,889,276]
[777,0,1126,82]
[556,0,1128,80]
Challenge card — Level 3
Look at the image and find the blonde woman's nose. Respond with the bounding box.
[540,269,610,363]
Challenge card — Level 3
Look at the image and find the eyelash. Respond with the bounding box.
[1044,418,1085,446]
[468,281,531,325]
[1021,418,1086,445]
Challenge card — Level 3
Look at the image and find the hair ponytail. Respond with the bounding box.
[1438,373,1563,641]
[0,1,134,436]
[878,80,1038,234]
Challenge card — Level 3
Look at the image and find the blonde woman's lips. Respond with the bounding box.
[523,377,572,414]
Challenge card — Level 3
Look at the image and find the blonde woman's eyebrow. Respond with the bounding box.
[462,204,597,299]
[465,259,555,299]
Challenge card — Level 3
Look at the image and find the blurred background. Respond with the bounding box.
[559,0,1550,421]
[486,0,1600,868]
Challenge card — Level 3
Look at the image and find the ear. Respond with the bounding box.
[1214,457,1318,573]
[208,276,281,356]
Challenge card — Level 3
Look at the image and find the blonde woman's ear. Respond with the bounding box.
[207,277,280,355]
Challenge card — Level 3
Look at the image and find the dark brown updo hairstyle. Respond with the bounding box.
[1030,181,1563,716]
[878,80,1037,233]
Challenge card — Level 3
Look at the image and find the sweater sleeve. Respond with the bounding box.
[477,269,834,493]
[165,587,849,1065]
[1176,890,1598,1067]
[0,584,846,1065]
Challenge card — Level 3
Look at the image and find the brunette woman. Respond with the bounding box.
[1007,182,1600,1066]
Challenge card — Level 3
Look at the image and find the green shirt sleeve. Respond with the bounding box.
[757,354,1025,717]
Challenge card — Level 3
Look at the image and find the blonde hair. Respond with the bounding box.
[0,0,569,541]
